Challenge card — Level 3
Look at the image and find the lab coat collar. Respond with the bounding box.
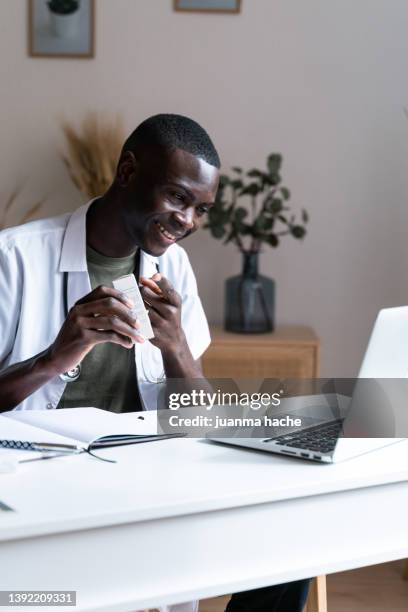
[59,203,90,272]
[59,200,159,276]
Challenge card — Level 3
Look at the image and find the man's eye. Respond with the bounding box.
[172,192,185,202]
[197,205,210,215]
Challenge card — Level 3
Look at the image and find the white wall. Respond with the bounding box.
[1,0,408,376]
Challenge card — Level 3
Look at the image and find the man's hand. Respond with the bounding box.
[44,285,144,376]
[0,285,144,411]
[139,273,209,399]
[139,273,187,357]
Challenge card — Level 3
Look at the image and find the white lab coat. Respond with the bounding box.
[0,202,211,413]
[0,202,211,611]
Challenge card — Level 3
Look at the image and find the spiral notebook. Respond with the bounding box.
[1,408,179,451]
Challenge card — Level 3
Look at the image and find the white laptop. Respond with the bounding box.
[209,306,408,463]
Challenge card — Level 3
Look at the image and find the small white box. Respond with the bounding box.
[113,274,154,340]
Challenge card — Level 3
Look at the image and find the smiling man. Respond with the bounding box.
[0,114,309,612]
[0,115,218,412]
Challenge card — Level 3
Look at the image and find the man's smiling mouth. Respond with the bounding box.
[154,219,178,242]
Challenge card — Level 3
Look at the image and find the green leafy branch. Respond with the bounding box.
[205,153,309,252]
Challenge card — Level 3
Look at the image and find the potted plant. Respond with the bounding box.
[205,153,309,333]
[47,0,80,39]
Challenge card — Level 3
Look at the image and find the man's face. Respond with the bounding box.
[118,147,219,257]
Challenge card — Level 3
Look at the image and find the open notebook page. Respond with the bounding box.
[0,415,82,448]
[4,408,158,446]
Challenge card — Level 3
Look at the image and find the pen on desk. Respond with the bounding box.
[32,442,83,453]
[0,440,83,453]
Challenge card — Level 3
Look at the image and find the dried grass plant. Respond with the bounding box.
[61,113,125,199]
[0,189,44,231]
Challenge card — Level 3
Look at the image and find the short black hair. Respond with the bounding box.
[122,113,220,169]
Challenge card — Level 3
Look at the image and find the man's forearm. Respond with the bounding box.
[161,337,204,379]
[0,350,57,412]
[161,339,214,411]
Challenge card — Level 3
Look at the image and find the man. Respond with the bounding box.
[0,114,309,611]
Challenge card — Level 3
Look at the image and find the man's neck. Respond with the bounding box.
[86,192,138,257]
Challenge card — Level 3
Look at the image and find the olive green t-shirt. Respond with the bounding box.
[57,245,143,413]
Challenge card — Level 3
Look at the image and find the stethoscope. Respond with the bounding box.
[59,271,82,382]
[59,252,158,383]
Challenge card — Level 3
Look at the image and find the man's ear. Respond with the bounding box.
[116,151,139,187]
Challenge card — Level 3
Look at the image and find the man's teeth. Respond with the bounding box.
[157,222,175,240]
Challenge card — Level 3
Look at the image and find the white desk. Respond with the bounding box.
[1,436,408,611]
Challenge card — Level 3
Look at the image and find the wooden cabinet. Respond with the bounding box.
[202,325,320,380]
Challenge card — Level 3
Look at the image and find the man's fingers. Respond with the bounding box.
[74,297,140,329]
[156,277,180,306]
[139,276,163,296]
[140,275,180,307]
[75,285,134,309]
[83,316,145,344]
[146,307,162,327]
[140,287,178,316]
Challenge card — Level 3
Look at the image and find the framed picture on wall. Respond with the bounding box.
[174,0,241,13]
[28,0,95,58]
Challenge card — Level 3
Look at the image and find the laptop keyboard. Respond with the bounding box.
[268,418,344,454]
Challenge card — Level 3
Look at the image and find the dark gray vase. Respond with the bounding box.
[225,250,275,333]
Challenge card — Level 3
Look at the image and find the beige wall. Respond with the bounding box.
[1,0,408,376]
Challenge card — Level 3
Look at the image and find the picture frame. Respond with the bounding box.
[28,0,95,59]
[174,0,241,14]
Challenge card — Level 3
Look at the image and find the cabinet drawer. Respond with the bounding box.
[202,345,317,379]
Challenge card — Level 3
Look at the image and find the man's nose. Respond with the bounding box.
[173,209,195,230]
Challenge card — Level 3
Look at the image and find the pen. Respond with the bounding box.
[31,442,83,453]
[0,440,83,453]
